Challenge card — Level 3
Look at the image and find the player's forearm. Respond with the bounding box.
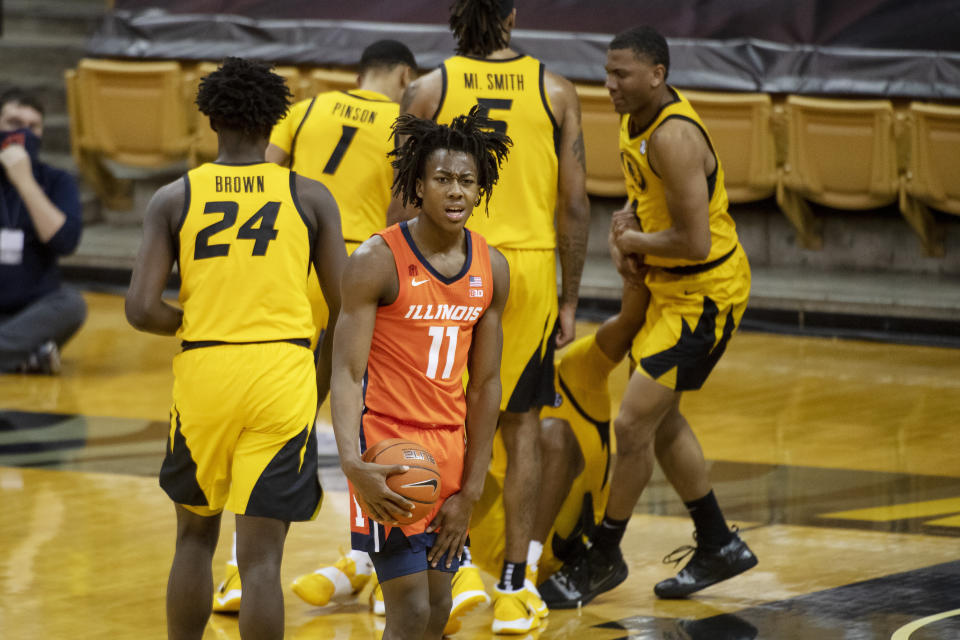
[619,227,709,261]
[315,318,336,406]
[330,372,364,472]
[555,194,590,307]
[460,378,500,501]
[124,297,182,335]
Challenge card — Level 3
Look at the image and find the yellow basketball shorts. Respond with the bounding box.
[632,244,751,392]
[498,247,559,413]
[161,341,322,521]
[308,239,363,349]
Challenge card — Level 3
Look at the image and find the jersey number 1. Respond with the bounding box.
[323,125,359,175]
[426,326,458,380]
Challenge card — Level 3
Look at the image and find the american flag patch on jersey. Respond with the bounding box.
[469,276,483,287]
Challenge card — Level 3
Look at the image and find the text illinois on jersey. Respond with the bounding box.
[403,304,485,322]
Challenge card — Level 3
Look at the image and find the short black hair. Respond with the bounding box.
[0,87,45,117]
[195,57,292,138]
[359,39,417,75]
[449,0,515,57]
[389,105,511,211]
[609,26,671,80]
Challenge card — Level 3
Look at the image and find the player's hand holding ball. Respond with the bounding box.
[352,439,441,525]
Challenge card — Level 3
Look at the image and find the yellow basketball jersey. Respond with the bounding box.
[270,89,397,243]
[435,55,559,250]
[618,87,739,268]
[176,162,315,343]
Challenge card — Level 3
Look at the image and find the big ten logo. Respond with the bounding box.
[408,264,419,276]
[620,152,646,193]
[402,448,436,465]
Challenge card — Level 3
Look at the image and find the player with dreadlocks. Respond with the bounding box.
[389,1,591,631]
[125,57,346,640]
[330,107,509,640]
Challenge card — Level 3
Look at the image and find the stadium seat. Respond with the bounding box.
[897,101,960,255]
[189,63,303,166]
[683,90,777,204]
[777,96,899,250]
[576,84,626,197]
[304,67,359,96]
[75,59,194,168]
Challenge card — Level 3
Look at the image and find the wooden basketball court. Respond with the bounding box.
[2,291,959,639]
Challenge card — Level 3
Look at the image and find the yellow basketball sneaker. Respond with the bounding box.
[524,566,548,619]
[291,550,373,606]
[212,562,241,613]
[443,564,491,634]
[492,585,539,635]
[369,574,385,616]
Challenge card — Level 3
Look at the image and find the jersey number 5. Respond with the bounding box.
[194,201,280,259]
[476,98,513,135]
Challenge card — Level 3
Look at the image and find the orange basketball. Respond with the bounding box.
[355,438,441,525]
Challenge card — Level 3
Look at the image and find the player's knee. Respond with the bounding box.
[388,593,431,638]
[428,588,452,624]
[174,507,219,550]
[613,413,655,456]
[540,418,583,474]
[501,413,542,462]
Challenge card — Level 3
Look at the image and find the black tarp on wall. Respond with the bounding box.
[92,1,960,99]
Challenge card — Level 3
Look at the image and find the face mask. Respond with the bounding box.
[0,128,41,163]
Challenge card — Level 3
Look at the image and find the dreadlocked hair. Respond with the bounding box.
[449,0,512,57]
[389,105,511,211]
[196,57,292,138]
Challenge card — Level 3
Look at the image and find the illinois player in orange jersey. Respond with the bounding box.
[331,107,510,640]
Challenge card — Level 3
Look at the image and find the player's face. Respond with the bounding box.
[416,149,480,232]
[605,48,663,115]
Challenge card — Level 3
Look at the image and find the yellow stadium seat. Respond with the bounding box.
[896,101,960,256]
[75,59,193,168]
[64,69,82,169]
[576,84,625,197]
[777,96,899,249]
[189,63,303,166]
[682,90,777,204]
[304,67,358,96]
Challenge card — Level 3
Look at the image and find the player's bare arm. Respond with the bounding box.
[427,246,509,568]
[613,119,712,261]
[296,174,348,405]
[125,179,184,335]
[546,70,590,348]
[330,238,413,524]
[265,143,290,167]
[385,71,445,226]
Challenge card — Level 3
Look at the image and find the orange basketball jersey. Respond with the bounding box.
[363,222,494,427]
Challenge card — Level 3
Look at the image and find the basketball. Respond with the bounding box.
[356,438,442,525]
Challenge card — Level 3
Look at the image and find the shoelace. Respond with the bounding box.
[661,524,741,567]
[662,544,696,567]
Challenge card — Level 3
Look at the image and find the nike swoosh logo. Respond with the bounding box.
[411,278,429,287]
[402,478,439,491]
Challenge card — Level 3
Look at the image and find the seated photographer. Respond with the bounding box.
[0,88,85,374]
